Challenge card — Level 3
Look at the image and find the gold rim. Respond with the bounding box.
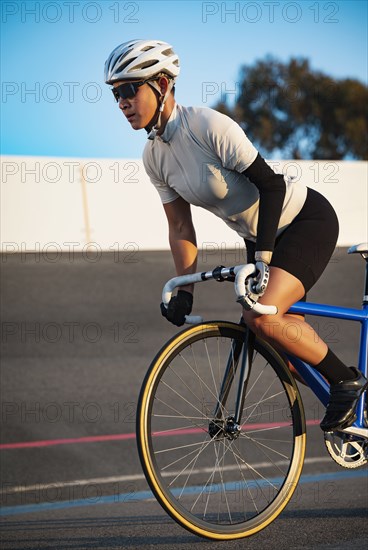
[138,322,306,540]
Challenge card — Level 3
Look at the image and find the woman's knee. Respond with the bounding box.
[242,310,276,338]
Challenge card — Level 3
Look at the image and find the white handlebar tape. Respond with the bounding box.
[162,272,206,306]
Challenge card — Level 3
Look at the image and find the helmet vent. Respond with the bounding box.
[117,56,137,73]
[131,60,159,71]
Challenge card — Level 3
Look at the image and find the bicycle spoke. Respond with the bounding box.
[167,364,207,407]
[177,350,224,408]
[170,441,210,489]
[182,343,222,403]
[242,405,290,421]
[161,444,211,472]
[249,437,293,444]
[228,445,280,491]
[176,438,214,498]
[241,379,285,427]
[155,438,214,455]
[246,434,291,462]
[231,439,260,517]
[155,380,214,423]
[160,380,206,419]
[153,396,209,432]
[204,339,219,399]
[213,439,233,523]
[153,415,206,422]
[243,425,292,435]
[189,440,232,517]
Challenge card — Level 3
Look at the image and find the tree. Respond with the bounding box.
[215,57,367,160]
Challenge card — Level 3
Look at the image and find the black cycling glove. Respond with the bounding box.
[161,290,193,327]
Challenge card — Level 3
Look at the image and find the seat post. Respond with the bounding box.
[347,244,368,307]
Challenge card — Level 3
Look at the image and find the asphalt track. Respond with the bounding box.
[1,248,367,550]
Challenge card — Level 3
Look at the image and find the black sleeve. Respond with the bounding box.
[242,153,286,253]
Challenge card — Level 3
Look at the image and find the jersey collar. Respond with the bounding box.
[158,103,180,143]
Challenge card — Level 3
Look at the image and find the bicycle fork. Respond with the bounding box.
[209,322,254,440]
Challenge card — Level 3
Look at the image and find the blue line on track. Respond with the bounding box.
[1,470,367,517]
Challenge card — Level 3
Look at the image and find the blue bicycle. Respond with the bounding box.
[137,243,368,540]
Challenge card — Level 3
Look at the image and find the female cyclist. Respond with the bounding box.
[104,39,367,432]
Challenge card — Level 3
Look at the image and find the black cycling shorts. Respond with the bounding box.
[245,187,339,293]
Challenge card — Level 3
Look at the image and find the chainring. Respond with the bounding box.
[324,431,368,468]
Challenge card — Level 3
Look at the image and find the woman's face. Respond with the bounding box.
[113,81,159,130]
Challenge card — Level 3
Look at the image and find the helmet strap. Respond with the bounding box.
[146,79,175,140]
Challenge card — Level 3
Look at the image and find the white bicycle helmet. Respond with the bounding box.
[104,39,180,84]
[105,39,180,139]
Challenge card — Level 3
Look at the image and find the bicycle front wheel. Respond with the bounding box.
[137,321,306,540]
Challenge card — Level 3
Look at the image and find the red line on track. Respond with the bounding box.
[0,420,320,450]
[0,433,135,450]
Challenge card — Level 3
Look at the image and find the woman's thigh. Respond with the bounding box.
[259,266,305,312]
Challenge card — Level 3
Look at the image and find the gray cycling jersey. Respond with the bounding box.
[143,103,308,242]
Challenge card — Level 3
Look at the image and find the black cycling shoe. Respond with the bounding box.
[320,367,368,432]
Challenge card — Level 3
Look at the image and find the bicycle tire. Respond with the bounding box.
[137,321,306,540]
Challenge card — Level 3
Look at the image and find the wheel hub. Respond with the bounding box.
[209,416,241,440]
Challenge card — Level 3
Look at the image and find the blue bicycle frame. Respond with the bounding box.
[287,299,368,430]
[164,245,368,435]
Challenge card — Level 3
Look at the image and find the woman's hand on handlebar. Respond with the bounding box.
[246,261,270,301]
[161,290,193,326]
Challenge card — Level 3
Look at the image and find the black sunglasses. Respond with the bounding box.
[112,80,150,102]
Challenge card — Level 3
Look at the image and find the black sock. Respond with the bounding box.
[313,348,356,384]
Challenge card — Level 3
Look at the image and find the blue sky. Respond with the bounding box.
[1,0,367,159]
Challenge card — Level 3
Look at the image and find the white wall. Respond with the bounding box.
[1,155,367,253]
